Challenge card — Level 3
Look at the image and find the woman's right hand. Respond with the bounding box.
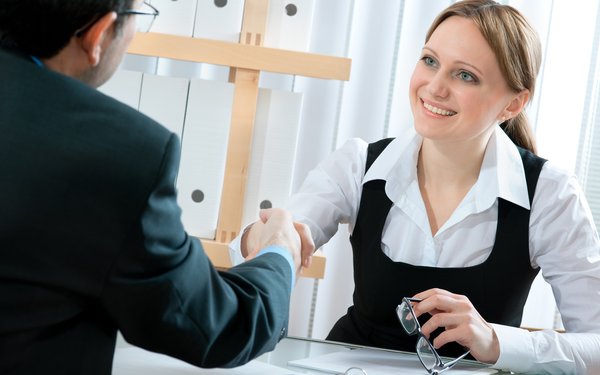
[240,209,315,267]
[242,210,314,269]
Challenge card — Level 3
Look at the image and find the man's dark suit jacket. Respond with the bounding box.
[0,48,292,374]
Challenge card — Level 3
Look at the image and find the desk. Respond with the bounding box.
[113,336,514,374]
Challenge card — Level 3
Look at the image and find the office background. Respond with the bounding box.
[101,0,600,340]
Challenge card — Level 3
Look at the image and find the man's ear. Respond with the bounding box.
[79,12,118,67]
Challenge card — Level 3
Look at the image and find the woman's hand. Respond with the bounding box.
[412,288,500,364]
[242,210,314,269]
[292,220,314,268]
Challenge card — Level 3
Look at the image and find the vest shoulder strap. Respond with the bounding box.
[518,147,547,205]
[366,137,394,172]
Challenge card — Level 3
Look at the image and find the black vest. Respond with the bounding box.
[327,138,547,356]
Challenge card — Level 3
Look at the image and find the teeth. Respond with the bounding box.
[423,102,456,116]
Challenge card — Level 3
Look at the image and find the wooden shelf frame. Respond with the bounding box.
[127,1,351,279]
[128,33,351,81]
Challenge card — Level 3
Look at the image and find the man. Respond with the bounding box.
[0,1,313,373]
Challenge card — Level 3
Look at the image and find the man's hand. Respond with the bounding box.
[242,209,302,274]
[242,210,315,272]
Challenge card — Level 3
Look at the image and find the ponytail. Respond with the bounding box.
[500,112,536,154]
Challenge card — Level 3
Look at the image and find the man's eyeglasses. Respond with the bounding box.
[75,1,159,36]
[120,1,159,33]
[396,297,470,375]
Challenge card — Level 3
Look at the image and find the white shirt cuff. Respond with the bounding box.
[227,222,254,266]
[228,233,245,266]
[491,323,534,373]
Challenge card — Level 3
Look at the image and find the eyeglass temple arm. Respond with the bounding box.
[439,348,471,369]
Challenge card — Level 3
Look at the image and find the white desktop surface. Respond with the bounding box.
[113,347,303,374]
[113,336,511,375]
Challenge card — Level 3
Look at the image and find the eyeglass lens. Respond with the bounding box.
[398,301,418,334]
[136,16,154,32]
[135,3,156,32]
[417,336,438,369]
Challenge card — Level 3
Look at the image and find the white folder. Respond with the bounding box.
[193,0,245,42]
[155,58,230,82]
[98,69,143,110]
[241,88,303,226]
[177,79,234,239]
[264,0,315,51]
[149,0,197,37]
[120,54,158,75]
[156,58,204,80]
[138,73,190,140]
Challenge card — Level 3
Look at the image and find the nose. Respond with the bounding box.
[427,71,449,99]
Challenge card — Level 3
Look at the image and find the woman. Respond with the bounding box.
[235,1,600,373]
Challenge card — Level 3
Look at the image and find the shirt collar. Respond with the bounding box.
[362,126,530,211]
[484,126,530,210]
[30,55,44,67]
[363,127,421,204]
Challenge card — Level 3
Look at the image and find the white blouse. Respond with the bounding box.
[231,126,600,374]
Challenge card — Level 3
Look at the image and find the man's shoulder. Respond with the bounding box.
[1,48,170,142]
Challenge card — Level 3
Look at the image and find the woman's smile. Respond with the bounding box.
[422,99,457,117]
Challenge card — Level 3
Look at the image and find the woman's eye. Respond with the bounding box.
[422,56,437,67]
[458,71,477,83]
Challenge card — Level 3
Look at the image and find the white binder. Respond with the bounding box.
[264,0,315,51]
[177,79,234,239]
[156,58,204,80]
[155,58,229,82]
[241,88,303,226]
[149,0,197,37]
[193,0,245,42]
[98,69,143,110]
[138,73,190,140]
[120,54,158,75]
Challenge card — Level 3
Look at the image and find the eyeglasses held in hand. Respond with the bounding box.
[396,297,470,375]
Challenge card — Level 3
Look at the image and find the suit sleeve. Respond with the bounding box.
[100,134,292,368]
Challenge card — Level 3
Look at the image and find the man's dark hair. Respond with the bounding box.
[0,0,134,58]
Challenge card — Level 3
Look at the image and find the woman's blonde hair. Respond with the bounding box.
[426,0,542,154]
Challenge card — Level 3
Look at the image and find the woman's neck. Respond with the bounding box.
[417,136,490,235]
[418,138,487,187]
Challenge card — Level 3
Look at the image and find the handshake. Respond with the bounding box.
[240,208,315,279]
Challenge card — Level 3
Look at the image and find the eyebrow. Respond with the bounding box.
[422,47,484,76]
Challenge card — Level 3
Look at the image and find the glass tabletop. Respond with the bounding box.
[113,336,515,375]
[256,336,512,375]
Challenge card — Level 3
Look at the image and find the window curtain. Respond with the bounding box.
[576,2,600,230]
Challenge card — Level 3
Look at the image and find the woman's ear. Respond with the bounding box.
[503,89,530,121]
[79,12,118,66]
